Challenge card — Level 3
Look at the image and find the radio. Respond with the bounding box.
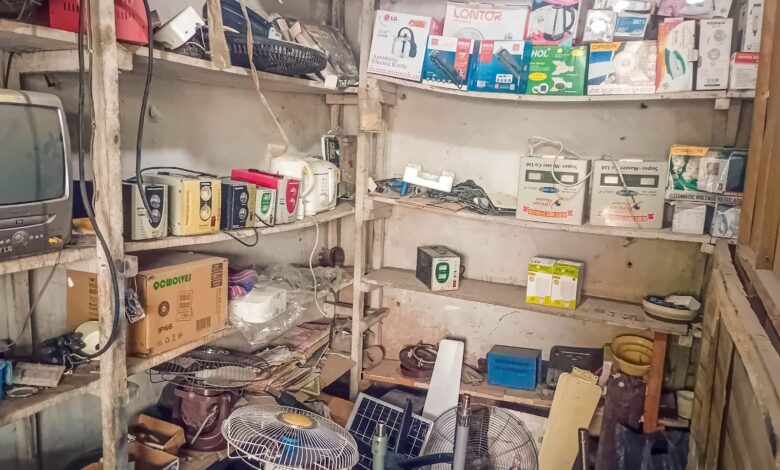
[255,187,277,227]
[122,182,169,240]
[143,171,222,236]
[220,179,256,230]
[230,169,300,225]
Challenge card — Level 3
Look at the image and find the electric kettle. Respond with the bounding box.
[270,155,315,220]
[392,27,418,58]
[543,5,576,41]
[303,157,340,215]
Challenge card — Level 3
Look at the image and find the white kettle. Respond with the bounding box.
[304,157,339,215]
[270,154,316,220]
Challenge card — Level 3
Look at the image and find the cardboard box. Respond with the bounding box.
[367,10,441,81]
[422,36,475,89]
[613,12,651,39]
[551,260,584,310]
[527,257,557,306]
[527,0,581,46]
[416,246,461,292]
[711,204,741,238]
[130,415,186,455]
[739,0,763,52]
[588,41,657,95]
[468,40,531,93]
[666,145,748,204]
[656,19,696,93]
[526,46,587,95]
[130,253,228,356]
[67,269,99,330]
[590,159,668,229]
[82,443,179,470]
[729,52,759,90]
[696,19,733,91]
[443,1,530,40]
[517,156,590,225]
[671,202,714,234]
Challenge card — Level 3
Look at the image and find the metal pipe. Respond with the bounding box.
[453,395,471,470]
[372,422,388,470]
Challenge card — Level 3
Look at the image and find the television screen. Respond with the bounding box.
[0,104,66,206]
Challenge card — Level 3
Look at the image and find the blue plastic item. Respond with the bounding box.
[0,360,12,401]
[487,345,541,390]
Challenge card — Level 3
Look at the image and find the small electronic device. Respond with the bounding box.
[231,169,301,225]
[590,159,668,229]
[254,187,277,227]
[122,182,168,241]
[0,90,72,261]
[546,346,603,388]
[220,179,255,230]
[46,0,149,44]
[153,6,204,50]
[516,156,590,226]
[487,345,541,390]
[642,295,701,323]
[416,246,461,292]
[322,134,357,197]
[143,171,222,236]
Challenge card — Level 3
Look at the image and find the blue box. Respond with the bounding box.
[487,345,541,390]
[468,40,532,94]
[422,36,475,90]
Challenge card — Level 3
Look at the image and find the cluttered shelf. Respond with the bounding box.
[362,267,689,335]
[0,246,95,276]
[125,202,354,253]
[363,359,553,409]
[369,193,716,244]
[0,18,76,52]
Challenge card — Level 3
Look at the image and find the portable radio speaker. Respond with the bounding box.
[122,182,168,240]
[143,172,222,236]
[230,169,300,225]
[221,179,256,230]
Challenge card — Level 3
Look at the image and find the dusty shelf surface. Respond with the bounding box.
[0,246,95,276]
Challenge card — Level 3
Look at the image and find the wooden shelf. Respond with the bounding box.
[125,202,354,252]
[0,246,95,276]
[0,363,100,427]
[362,267,689,335]
[372,74,753,103]
[0,19,77,52]
[363,359,553,409]
[370,193,714,244]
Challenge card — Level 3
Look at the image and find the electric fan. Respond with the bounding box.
[222,405,360,470]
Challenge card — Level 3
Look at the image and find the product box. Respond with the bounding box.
[130,253,228,356]
[656,19,696,93]
[551,260,584,310]
[739,0,763,52]
[422,36,475,89]
[526,46,587,95]
[487,346,541,390]
[82,443,178,470]
[582,10,617,43]
[696,19,733,90]
[517,156,590,225]
[220,178,256,230]
[666,145,748,204]
[122,183,169,241]
[443,1,530,40]
[711,204,741,238]
[657,0,729,17]
[590,159,668,229]
[416,246,461,292]
[142,172,222,236]
[130,415,186,455]
[526,257,557,306]
[729,52,759,90]
[66,269,99,330]
[588,41,658,95]
[671,202,714,234]
[614,12,651,39]
[255,187,277,227]
[468,40,532,93]
[527,0,581,46]
[367,10,442,81]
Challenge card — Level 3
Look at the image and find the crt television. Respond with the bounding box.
[0,89,72,260]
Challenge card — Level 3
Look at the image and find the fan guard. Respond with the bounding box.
[150,346,269,391]
[424,404,538,470]
[222,405,359,470]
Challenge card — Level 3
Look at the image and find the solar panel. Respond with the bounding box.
[346,393,434,470]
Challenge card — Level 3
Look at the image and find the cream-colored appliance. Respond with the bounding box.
[270,154,315,220]
[303,157,340,215]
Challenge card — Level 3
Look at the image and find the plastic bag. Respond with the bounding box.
[607,423,689,470]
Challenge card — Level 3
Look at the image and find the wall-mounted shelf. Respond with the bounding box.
[362,267,689,335]
[0,247,95,277]
[370,193,716,244]
[0,19,77,51]
[363,359,553,409]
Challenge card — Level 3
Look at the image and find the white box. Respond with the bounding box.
[711,204,740,238]
[739,0,763,52]
[422,36,475,89]
[729,52,759,89]
[443,1,530,40]
[527,257,557,306]
[656,19,696,93]
[367,11,439,81]
[551,260,584,310]
[696,19,733,90]
[590,159,668,229]
[672,203,713,235]
[517,156,590,226]
[588,41,657,95]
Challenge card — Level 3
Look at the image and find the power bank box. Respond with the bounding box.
[696,19,732,90]
[468,40,532,93]
[443,1,530,40]
[588,41,657,95]
[729,52,759,90]
[590,160,667,229]
[526,46,587,95]
[666,145,748,204]
[367,10,442,81]
[656,18,696,93]
[551,260,584,310]
[527,257,557,306]
[422,36,475,89]
[517,156,590,225]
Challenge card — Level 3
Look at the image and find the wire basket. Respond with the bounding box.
[150,346,270,391]
[225,32,327,76]
[223,405,359,470]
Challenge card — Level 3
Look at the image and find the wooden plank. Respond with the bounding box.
[689,294,720,469]
[363,267,689,335]
[205,0,230,69]
[14,48,133,73]
[728,357,776,470]
[736,246,780,344]
[0,247,94,276]
[643,332,668,433]
[703,322,734,470]
[330,0,345,31]
[0,19,77,52]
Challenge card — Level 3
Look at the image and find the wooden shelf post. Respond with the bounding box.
[643,332,669,433]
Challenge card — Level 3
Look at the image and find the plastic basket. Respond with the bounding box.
[225,32,327,76]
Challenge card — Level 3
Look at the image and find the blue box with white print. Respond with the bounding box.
[468,40,532,93]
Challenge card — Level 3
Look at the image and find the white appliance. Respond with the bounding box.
[270,154,316,220]
[304,157,340,215]
[229,285,287,325]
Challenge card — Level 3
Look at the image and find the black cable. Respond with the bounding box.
[221,228,259,247]
[77,0,121,359]
[427,180,516,216]
[135,0,156,225]
[3,52,15,88]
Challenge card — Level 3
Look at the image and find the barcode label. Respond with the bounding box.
[196,317,211,331]
[177,290,193,321]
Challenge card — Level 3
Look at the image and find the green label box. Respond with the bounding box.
[526,46,587,96]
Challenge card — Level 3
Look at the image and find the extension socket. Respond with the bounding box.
[422,36,475,89]
[588,41,657,95]
[468,40,532,93]
[516,156,590,226]
[142,172,221,236]
[442,1,530,40]
[122,182,169,241]
[656,19,696,93]
[367,10,442,81]
[696,19,732,90]
[220,179,256,230]
[526,46,587,95]
[590,159,668,229]
[230,169,300,225]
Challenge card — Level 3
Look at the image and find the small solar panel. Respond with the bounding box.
[346,393,434,470]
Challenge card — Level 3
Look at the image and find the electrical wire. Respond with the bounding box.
[221,228,259,247]
[308,215,330,318]
[135,0,155,224]
[527,136,593,188]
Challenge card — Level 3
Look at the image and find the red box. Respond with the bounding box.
[47,0,148,45]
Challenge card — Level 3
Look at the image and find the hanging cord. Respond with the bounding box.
[135,0,156,224]
[527,136,593,188]
[221,228,259,247]
[308,215,330,318]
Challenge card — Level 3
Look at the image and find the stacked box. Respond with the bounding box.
[526,46,587,95]
[551,260,584,310]
[468,40,532,93]
[527,257,557,306]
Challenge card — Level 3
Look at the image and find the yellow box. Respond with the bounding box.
[551,260,585,310]
[526,257,556,306]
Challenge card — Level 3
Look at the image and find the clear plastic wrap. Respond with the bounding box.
[228,264,346,348]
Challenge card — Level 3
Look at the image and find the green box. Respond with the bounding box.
[526,46,587,96]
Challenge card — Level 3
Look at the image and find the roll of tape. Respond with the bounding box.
[76,321,100,356]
